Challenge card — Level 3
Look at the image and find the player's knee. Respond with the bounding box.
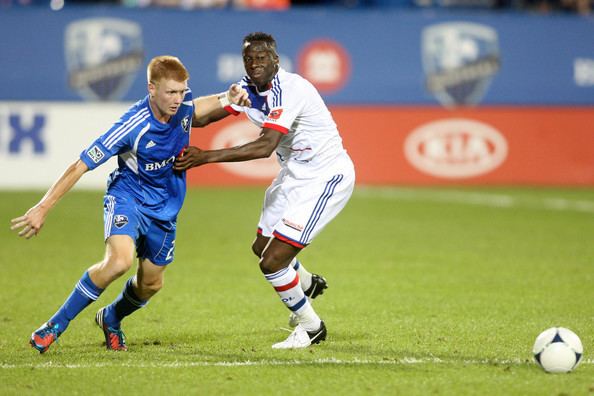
[104,255,133,278]
[259,251,287,274]
[138,278,163,298]
[251,241,263,258]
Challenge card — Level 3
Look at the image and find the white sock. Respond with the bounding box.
[294,303,322,332]
[265,265,321,332]
[291,258,312,292]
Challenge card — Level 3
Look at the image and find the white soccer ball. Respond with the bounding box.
[533,327,583,373]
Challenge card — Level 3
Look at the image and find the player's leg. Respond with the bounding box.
[255,176,328,300]
[268,168,355,346]
[96,217,175,351]
[251,232,270,258]
[30,234,135,353]
[291,258,327,299]
[256,176,322,341]
[259,239,326,349]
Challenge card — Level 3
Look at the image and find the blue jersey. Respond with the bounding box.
[80,90,193,221]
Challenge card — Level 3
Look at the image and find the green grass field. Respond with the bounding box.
[1,186,593,395]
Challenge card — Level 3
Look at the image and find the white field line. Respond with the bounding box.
[355,188,594,214]
[2,357,594,369]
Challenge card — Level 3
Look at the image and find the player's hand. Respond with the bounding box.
[174,146,208,171]
[10,206,47,239]
[228,84,251,107]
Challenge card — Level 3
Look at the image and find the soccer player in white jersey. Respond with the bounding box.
[175,32,356,349]
[10,55,250,353]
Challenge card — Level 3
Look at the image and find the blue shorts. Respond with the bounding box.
[103,194,177,265]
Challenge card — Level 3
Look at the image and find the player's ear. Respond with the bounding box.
[148,81,156,97]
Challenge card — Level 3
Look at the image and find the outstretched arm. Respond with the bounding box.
[192,84,251,128]
[10,159,89,239]
[174,128,282,171]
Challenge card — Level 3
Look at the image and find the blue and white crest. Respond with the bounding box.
[65,18,144,101]
[181,115,191,133]
[114,214,129,228]
[422,22,500,107]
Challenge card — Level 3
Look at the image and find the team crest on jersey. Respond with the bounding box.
[268,109,283,120]
[422,22,500,107]
[113,215,128,228]
[181,115,191,133]
[86,145,105,163]
[64,18,144,101]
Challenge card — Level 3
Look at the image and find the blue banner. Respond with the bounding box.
[1,8,593,105]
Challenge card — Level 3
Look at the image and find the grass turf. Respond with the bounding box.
[1,186,593,395]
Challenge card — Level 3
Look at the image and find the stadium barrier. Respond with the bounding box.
[2,103,591,188]
[189,107,594,186]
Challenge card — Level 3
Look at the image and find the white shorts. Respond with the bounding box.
[257,154,355,248]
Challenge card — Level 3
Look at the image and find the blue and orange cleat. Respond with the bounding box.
[30,322,61,353]
[95,307,127,351]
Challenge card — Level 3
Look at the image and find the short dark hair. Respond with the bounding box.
[243,32,278,56]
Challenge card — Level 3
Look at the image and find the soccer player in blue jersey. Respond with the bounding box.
[10,55,250,353]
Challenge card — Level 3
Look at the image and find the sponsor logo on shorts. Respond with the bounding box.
[282,218,304,232]
[268,109,283,120]
[114,214,128,228]
[87,145,105,163]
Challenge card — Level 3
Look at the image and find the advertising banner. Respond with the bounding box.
[0,9,593,106]
[0,102,122,189]
[1,103,591,188]
[187,107,594,186]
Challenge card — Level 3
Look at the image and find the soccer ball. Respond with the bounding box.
[533,327,583,373]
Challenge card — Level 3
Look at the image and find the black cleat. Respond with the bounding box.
[304,273,328,299]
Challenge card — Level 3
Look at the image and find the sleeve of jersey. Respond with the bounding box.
[226,103,243,116]
[79,117,136,171]
[261,83,301,135]
[262,113,289,134]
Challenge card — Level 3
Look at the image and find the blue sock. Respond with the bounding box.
[49,271,103,333]
[103,277,147,329]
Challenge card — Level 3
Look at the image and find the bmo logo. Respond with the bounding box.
[212,120,280,178]
[404,118,507,179]
[297,39,351,94]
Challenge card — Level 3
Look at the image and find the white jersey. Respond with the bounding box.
[229,68,349,179]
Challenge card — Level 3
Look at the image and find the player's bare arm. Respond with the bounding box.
[192,84,251,128]
[174,128,282,170]
[10,159,88,239]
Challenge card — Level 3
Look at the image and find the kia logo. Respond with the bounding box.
[212,120,280,179]
[404,118,507,178]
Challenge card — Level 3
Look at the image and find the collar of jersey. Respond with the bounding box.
[145,95,173,128]
[244,67,284,95]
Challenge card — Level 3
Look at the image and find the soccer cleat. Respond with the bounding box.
[304,273,328,299]
[288,274,328,327]
[95,307,128,351]
[30,322,61,353]
[272,321,327,349]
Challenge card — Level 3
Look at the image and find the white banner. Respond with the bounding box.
[0,102,131,189]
